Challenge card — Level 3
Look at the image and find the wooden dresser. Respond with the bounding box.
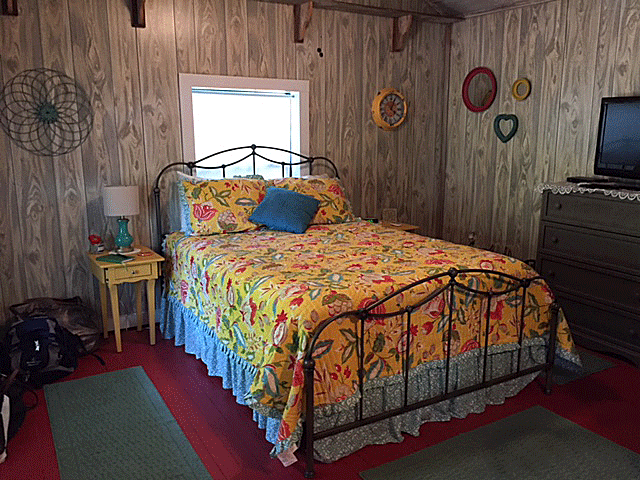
[536,190,640,366]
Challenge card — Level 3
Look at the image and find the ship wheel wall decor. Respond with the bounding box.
[0,68,94,156]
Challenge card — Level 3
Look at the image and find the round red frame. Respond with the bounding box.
[462,67,497,113]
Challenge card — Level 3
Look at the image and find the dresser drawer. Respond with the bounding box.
[540,224,640,271]
[107,263,152,282]
[543,192,640,235]
[556,294,640,350]
[540,257,640,314]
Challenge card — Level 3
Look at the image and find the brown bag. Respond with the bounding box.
[9,297,101,354]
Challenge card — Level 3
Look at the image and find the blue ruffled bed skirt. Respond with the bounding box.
[158,295,282,446]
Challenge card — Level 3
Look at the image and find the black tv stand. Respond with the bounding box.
[567,175,640,189]
[566,176,609,183]
[577,182,640,191]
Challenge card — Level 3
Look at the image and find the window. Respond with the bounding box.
[179,74,309,179]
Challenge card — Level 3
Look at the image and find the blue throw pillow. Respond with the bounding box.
[249,187,320,234]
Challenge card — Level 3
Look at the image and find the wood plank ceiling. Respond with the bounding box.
[256,0,556,21]
[254,0,557,50]
[432,0,555,18]
[1,1,556,30]
[0,0,558,22]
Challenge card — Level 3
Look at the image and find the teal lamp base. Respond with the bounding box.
[115,216,134,253]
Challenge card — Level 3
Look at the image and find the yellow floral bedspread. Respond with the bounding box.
[164,221,577,454]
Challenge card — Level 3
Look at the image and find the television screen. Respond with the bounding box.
[594,96,640,180]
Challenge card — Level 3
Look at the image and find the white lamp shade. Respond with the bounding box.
[103,186,140,217]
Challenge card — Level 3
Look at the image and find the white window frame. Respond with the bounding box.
[178,73,310,168]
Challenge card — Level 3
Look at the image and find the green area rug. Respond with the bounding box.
[44,367,211,480]
[553,348,614,385]
[360,406,640,480]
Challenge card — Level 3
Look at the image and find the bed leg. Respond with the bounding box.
[544,303,560,395]
[304,465,315,478]
[304,357,316,478]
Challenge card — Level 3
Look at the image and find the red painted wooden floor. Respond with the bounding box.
[2,328,639,480]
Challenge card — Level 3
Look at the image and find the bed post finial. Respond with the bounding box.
[153,185,162,252]
[447,268,458,281]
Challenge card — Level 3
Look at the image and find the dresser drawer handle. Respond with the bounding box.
[546,270,556,279]
[554,202,562,210]
[129,269,138,275]
[551,236,559,244]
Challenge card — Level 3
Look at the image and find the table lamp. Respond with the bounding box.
[103,185,140,253]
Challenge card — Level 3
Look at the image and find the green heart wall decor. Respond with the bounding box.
[494,114,519,143]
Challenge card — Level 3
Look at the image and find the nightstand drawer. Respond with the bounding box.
[540,224,640,271]
[543,192,640,235]
[540,258,640,314]
[107,263,152,282]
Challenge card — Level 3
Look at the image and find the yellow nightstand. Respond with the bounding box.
[381,222,420,233]
[88,246,164,352]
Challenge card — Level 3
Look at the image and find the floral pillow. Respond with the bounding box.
[179,178,266,235]
[268,177,356,224]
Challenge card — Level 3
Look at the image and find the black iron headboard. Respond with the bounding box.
[152,144,340,250]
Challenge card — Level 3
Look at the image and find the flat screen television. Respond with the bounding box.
[594,96,640,180]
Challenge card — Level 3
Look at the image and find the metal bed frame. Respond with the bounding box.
[302,268,558,477]
[152,145,559,478]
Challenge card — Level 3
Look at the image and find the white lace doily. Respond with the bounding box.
[535,182,640,201]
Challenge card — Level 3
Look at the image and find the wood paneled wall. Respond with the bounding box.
[0,0,448,325]
[4,0,637,327]
[443,0,640,260]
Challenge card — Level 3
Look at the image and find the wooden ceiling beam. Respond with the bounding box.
[293,1,313,43]
[2,0,18,16]
[256,0,463,23]
[131,0,145,28]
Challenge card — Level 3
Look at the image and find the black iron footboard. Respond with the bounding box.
[302,268,559,478]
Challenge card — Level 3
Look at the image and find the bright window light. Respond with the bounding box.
[179,74,309,179]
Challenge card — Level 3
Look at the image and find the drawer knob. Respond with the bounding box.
[130,270,138,275]
[554,202,562,210]
[546,270,556,279]
[551,236,559,244]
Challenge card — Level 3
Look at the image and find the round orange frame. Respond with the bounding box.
[512,78,531,101]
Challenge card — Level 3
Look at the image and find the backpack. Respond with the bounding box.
[2,314,80,389]
[8,297,101,355]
